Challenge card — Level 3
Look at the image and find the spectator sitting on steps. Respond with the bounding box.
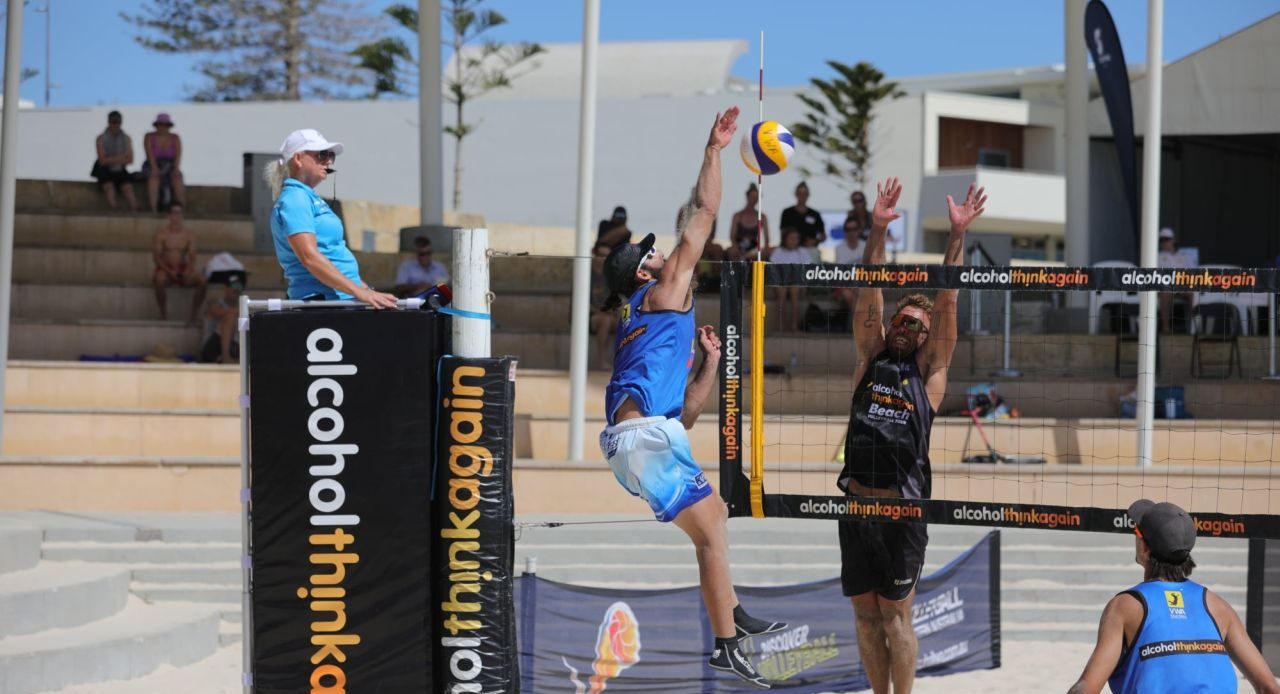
[143,112,186,213]
[92,110,139,211]
[393,236,450,297]
[151,202,206,321]
[201,274,245,364]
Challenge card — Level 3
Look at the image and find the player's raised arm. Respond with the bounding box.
[648,107,739,310]
[923,183,986,374]
[851,177,902,369]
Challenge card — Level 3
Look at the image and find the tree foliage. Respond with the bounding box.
[356,1,542,208]
[790,60,903,189]
[123,0,381,101]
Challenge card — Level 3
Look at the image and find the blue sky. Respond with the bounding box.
[13,0,1280,107]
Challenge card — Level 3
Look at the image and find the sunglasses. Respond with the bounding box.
[309,150,337,164]
[891,314,929,334]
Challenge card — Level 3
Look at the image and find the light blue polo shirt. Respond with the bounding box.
[270,178,362,299]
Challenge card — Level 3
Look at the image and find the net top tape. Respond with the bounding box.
[757,263,1280,293]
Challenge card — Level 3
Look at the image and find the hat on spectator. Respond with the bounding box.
[1159,227,1175,240]
[280,129,344,161]
[153,113,174,127]
[612,206,628,222]
[1128,499,1196,563]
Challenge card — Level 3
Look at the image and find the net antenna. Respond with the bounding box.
[755,30,764,263]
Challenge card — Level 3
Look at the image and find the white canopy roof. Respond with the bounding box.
[1090,12,1280,137]
[444,39,749,100]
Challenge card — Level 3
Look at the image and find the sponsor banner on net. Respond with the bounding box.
[757,263,1279,292]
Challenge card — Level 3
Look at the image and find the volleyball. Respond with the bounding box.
[739,120,795,176]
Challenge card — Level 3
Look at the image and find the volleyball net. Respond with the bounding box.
[716,259,1280,539]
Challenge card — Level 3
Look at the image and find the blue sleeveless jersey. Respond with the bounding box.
[605,282,696,425]
[1109,580,1236,694]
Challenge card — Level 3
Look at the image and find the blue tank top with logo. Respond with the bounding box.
[1108,580,1236,694]
[605,282,696,425]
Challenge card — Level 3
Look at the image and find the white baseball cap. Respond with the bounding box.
[1159,227,1175,240]
[279,129,344,160]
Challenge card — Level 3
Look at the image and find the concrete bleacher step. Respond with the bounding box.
[0,562,130,637]
[12,246,288,287]
[6,361,239,411]
[10,317,204,360]
[11,282,286,323]
[133,563,242,585]
[42,540,241,564]
[12,243,403,288]
[15,212,256,252]
[220,621,242,646]
[3,408,239,457]
[0,527,42,574]
[132,582,241,604]
[0,597,220,694]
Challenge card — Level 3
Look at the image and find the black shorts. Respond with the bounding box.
[93,166,132,185]
[839,518,927,600]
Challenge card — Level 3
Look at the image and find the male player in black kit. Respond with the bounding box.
[839,177,986,694]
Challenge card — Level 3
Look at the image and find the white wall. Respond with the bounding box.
[12,92,930,251]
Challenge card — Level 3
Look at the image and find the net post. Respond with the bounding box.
[452,227,490,358]
[1263,292,1279,381]
[750,260,766,517]
[237,292,252,694]
[991,290,1021,378]
[718,261,751,515]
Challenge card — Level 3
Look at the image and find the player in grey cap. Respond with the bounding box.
[1068,500,1278,693]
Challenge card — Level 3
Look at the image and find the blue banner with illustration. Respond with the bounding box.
[516,531,1000,692]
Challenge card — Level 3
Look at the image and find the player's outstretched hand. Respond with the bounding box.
[946,183,988,233]
[697,325,722,362]
[872,177,904,230]
[707,107,740,152]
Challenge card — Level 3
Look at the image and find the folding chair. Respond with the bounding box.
[1190,302,1243,378]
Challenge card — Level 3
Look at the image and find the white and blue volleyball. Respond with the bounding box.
[740,120,795,176]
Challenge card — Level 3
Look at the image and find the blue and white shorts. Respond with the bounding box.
[599,416,713,523]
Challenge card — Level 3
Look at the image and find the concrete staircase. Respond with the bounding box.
[0,514,224,694]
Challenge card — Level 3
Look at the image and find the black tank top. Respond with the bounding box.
[840,351,934,499]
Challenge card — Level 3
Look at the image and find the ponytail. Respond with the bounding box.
[263,158,289,200]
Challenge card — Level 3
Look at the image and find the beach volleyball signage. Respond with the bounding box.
[247,309,438,693]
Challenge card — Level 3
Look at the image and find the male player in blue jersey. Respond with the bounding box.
[1068,500,1278,694]
[840,177,986,694]
[598,106,785,689]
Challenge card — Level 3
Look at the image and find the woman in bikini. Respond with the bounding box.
[727,182,770,261]
[144,113,186,213]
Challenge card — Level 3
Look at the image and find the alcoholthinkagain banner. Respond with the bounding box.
[517,531,1000,693]
[434,356,519,693]
[248,309,441,693]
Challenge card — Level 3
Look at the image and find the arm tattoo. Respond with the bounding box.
[862,303,880,329]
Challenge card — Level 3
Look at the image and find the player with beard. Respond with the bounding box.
[598,106,785,689]
[838,177,986,694]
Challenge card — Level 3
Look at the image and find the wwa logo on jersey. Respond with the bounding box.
[562,601,642,693]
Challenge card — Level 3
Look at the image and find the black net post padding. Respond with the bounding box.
[247,308,441,693]
[1247,539,1266,651]
[718,260,751,516]
[988,530,1002,670]
[434,356,519,694]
